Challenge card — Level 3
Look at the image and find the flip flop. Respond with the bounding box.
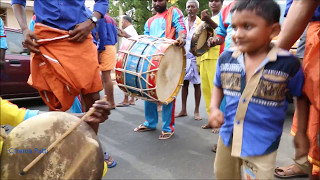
[158,131,174,140]
[274,164,308,178]
[104,152,117,168]
[211,144,217,153]
[212,128,220,134]
[134,124,155,132]
[201,124,212,129]
[116,102,129,107]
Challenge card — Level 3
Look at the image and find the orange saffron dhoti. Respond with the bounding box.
[28,23,102,111]
[291,21,320,176]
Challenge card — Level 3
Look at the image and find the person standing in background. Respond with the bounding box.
[175,0,202,121]
[133,0,186,140]
[97,12,118,110]
[116,15,139,107]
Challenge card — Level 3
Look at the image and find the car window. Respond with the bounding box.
[5,30,30,55]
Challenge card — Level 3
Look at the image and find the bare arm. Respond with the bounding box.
[12,4,28,31]
[12,4,40,53]
[277,0,320,50]
[201,9,218,29]
[208,85,224,128]
[0,49,5,62]
[69,11,103,42]
[176,31,186,48]
[294,96,310,159]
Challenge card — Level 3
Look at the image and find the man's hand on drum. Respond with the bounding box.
[207,37,217,47]
[176,33,186,48]
[85,97,111,124]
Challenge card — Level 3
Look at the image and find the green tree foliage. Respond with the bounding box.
[108,0,211,35]
[108,0,153,34]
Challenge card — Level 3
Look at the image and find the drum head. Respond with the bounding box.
[196,29,208,50]
[156,45,185,103]
[190,22,214,57]
[0,112,104,179]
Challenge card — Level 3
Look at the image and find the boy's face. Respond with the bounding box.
[231,10,280,54]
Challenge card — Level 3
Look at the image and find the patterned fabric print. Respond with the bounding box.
[221,72,241,91]
[253,71,288,102]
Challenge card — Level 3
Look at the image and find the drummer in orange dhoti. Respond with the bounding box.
[133,0,187,140]
[11,0,108,134]
[175,0,202,121]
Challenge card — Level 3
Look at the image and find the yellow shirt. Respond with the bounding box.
[0,97,39,155]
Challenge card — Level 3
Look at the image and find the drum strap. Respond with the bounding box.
[165,6,176,39]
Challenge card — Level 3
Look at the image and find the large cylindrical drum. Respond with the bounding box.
[0,112,104,180]
[115,35,186,105]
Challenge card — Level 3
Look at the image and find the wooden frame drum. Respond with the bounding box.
[0,112,104,179]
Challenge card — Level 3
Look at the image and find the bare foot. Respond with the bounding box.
[194,113,202,120]
[175,111,187,118]
[109,103,116,109]
[129,99,135,105]
[212,128,220,134]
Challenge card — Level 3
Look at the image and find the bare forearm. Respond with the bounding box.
[277,0,319,50]
[210,85,224,111]
[92,11,103,20]
[0,49,5,62]
[203,16,218,29]
[12,4,28,31]
[296,95,310,134]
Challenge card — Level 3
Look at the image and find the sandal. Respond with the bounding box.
[201,124,212,129]
[158,131,174,140]
[211,144,217,153]
[134,124,154,132]
[116,102,129,107]
[212,128,220,134]
[104,152,117,168]
[274,164,308,178]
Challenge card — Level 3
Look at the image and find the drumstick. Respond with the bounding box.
[20,98,107,176]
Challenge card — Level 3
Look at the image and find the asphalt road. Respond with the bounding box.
[11,84,308,180]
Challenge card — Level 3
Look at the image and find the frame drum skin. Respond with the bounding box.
[0,112,104,180]
[190,21,215,57]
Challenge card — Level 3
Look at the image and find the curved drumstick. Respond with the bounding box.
[19,101,103,176]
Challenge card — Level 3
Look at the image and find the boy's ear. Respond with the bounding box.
[270,23,281,40]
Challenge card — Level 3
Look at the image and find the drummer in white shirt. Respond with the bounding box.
[116,15,139,107]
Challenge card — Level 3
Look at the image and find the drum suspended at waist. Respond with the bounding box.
[0,112,104,179]
[115,35,186,105]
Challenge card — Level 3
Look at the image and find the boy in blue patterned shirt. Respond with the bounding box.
[208,0,305,179]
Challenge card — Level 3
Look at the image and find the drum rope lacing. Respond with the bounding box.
[116,36,177,105]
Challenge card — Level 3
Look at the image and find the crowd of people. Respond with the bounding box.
[0,0,319,179]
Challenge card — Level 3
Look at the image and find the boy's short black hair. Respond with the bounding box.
[122,15,132,24]
[231,0,280,25]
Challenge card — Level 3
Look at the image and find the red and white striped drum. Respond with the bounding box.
[115,35,186,105]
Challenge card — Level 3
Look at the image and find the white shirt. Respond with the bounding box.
[121,25,138,46]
